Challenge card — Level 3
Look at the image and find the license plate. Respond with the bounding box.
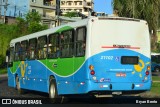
[112,92,122,95]
[116,73,126,77]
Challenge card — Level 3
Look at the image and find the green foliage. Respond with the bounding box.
[0,55,5,68]
[154,42,160,53]
[16,11,48,34]
[64,12,79,17]
[152,76,160,81]
[0,11,48,68]
[26,11,41,23]
[113,0,160,50]
[0,68,7,74]
[28,22,48,33]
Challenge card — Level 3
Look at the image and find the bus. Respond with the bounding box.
[151,52,160,72]
[6,16,151,103]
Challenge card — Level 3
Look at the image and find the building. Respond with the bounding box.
[60,0,94,16]
[0,0,29,24]
[0,0,59,28]
[30,0,58,27]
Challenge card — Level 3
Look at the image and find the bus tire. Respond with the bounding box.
[16,76,24,94]
[49,79,62,103]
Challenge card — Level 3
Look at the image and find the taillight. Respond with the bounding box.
[89,65,94,70]
[147,66,151,71]
[146,71,149,75]
[90,70,95,75]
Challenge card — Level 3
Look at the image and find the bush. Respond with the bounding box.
[152,42,160,53]
[0,55,6,69]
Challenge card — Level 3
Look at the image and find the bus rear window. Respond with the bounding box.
[121,56,139,65]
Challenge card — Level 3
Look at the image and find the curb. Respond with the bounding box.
[153,81,160,83]
[0,74,8,78]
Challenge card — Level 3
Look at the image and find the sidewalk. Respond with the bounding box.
[0,73,8,78]
[153,81,160,83]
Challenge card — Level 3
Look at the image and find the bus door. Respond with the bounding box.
[73,27,87,82]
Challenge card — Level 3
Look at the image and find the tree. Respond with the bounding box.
[0,11,48,68]
[113,0,160,50]
[26,11,41,23]
[16,11,48,34]
[64,12,79,17]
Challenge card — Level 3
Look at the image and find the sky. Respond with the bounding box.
[94,0,113,14]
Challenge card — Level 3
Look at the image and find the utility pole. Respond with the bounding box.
[0,0,2,17]
[0,0,9,23]
[56,0,60,26]
[14,5,16,17]
[4,0,8,23]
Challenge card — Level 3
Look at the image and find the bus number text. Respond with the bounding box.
[101,56,113,60]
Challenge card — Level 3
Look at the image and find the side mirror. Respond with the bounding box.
[6,49,10,63]
[6,56,9,63]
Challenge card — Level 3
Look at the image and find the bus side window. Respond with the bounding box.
[29,38,37,60]
[38,36,47,59]
[6,47,14,67]
[60,30,74,58]
[21,40,28,61]
[10,47,14,63]
[15,42,21,61]
[76,27,86,56]
[48,33,59,58]
[6,47,14,63]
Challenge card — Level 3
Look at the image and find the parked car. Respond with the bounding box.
[151,52,160,72]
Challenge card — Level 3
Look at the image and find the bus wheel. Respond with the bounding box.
[16,76,23,94]
[49,79,62,103]
[154,67,160,72]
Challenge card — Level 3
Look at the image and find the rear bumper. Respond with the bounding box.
[86,80,152,95]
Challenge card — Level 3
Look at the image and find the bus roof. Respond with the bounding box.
[10,18,89,46]
[10,16,147,47]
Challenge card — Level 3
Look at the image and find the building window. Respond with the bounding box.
[61,1,65,5]
[68,2,72,5]
[32,9,36,12]
[79,1,82,5]
[75,2,77,5]
[79,9,82,12]
[84,8,88,12]
[32,0,36,3]
[87,2,91,6]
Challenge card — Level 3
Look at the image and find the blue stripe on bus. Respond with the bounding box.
[8,49,151,95]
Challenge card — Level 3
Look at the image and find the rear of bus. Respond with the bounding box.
[86,17,151,95]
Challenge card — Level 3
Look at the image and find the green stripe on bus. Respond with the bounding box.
[55,26,73,33]
[40,57,85,76]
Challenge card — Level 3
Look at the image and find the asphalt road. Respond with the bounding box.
[0,73,159,104]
